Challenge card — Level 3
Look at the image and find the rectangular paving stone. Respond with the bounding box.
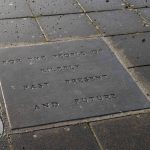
[37,14,97,41]
[78,0,124,12]
[91,112,150,150]
[27,0,82,16]
[0,38,149,129]
[110,32,150,67]
[88,10,150,36]
[0,18,45,46]
[127,0,150,8]
[0,0,32,19]
[10,124,100,150]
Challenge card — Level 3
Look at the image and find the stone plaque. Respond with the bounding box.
[0,38,149,129]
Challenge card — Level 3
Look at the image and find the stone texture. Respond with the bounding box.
[0,18,45,46]
[0,38,149,129]
[0,0,32,19]
[140,8,150,20]
[28,0,82,16]
[91,112,150,150]
[131,66,150,96]
[78,0,124,12]
[0,136,9,150]
[127,0,150,8]
[0,118,3,136]
[88,10,150,36]
[37,14,97,40]
[111,32,150,67]
[10,124,100,150]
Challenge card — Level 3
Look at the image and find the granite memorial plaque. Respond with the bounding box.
[0,38,149,129]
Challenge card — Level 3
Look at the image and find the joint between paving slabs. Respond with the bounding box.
[122,0,150,26]
[75,0,104,36]
[4,108,149,135]
[26,1,49,42]
[128,64,150,69]
[88,123,104,150]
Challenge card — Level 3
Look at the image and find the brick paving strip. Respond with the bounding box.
[0,0,150,150]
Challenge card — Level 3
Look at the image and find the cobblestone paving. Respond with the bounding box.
[0,0,150,150]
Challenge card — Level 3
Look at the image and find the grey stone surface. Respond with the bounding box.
[28,0,82,16]
[134,67,150,84]
[88,10,150,36]
[111,32,150,67]
[131,66,150,95]
[0,18,45,46]
[0,118,3,137]
[0,0,32,19]
[127,0,150,8]
[10,124,100,150]
[78,0,124,12]
[0,38,149,129]
[0,136,9,150]
[37,14,97,40]
[140,8,150,20]
[91,112,150,150]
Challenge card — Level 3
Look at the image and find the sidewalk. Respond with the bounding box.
[0,0,150,150]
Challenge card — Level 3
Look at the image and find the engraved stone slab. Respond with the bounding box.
[78,0,123,12]
[127,0,150,8]
[11,124,99,150]
[88,10,150,36]
[28,0,82,16]
[91,112,150,150]
[0,0,32,19]
[111,32,150,67]
[0,38,149,129]
[0,18,45,46]
[37,14,97,41]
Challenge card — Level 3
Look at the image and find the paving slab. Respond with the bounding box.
[0,38,149,129]
[27,0,82,16]
[0,18,45,46]
[91,112,150,150]
[88,10,150,36]
[127,0,150,8]
[10,124,100,150]
[110,32,150,67]
[37,14,97,41]
[0,136,9,150]
[131,66,150,95]
[78,0,124,12]
[140,8,150,20]
[0,0,32,19]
